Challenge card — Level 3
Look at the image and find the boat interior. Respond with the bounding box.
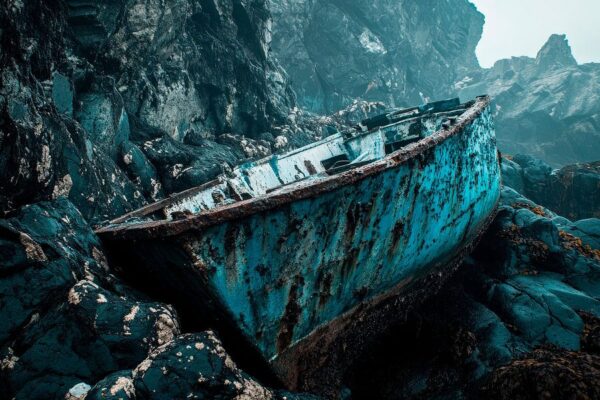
[109,98,476,224]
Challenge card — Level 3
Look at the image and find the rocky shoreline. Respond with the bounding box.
[1,0,599,399]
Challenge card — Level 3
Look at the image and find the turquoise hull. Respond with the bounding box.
[98,97,501,391]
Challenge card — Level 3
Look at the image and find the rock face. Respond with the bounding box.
[502,155,600,220]
[0,0,304,223]
[269,0,483,113]
[458,34,600,166]
[93,0,295,139]
[0,1,146,223]
[346,187,600,399]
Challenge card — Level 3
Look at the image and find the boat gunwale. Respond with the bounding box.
[96,96,491,239]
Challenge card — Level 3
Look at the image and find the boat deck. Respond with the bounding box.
[97,97,487,239]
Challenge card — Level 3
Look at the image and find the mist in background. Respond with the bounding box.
[470,0,600,67]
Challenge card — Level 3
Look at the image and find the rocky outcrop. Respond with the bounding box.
[0,0,308,222]
[0,199,179,399]
[502,154,600,220]
[345,187,600,399]
[0,2,146,223]
[269,0,483,114]
[458,35,600,166]
[85,332,319,400]
[92,0,295,139]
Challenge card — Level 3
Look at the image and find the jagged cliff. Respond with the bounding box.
[269,0,483,113]
[0,0,302,223]
[269,6,600,168]
[458,34,600,166]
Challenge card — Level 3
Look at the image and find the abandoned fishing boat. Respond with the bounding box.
[97,96,501,392]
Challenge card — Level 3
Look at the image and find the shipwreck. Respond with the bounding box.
[97,96,501,392]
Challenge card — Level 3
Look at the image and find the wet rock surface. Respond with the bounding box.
[502,154,600,220]
[0,0,319,221]
[482,347,600,400]
[0,1,146,223]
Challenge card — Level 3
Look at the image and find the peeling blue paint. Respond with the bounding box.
[183,105,500,361]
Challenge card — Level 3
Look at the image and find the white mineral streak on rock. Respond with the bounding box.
[19,232,47,262]
[109,376,135,397]
[36,145,52,183]
[123,305,140,335]
[122,304,140,320]
[52,174,73,199]
[235,378,274,400]
[172,163,184,178]
[97,293,108,303]
[134,358,153,377]
[0,348,18,371]
[92,247,110,271]
[18,157,30,179]
[150,178,162,199]
[359,29,386,54]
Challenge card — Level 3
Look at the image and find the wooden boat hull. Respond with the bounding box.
[99,98,501,392]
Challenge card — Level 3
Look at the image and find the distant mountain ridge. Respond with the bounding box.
[268,1,600,167]
[458,34,600,166]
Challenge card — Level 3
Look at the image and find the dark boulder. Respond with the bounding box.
[86,332,319,400]
[0,1,145,223]
[502,155,600,220]
[0,199,179,399]
[133,332,275,399]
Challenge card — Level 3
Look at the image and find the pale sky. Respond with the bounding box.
[470,0,600,67]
